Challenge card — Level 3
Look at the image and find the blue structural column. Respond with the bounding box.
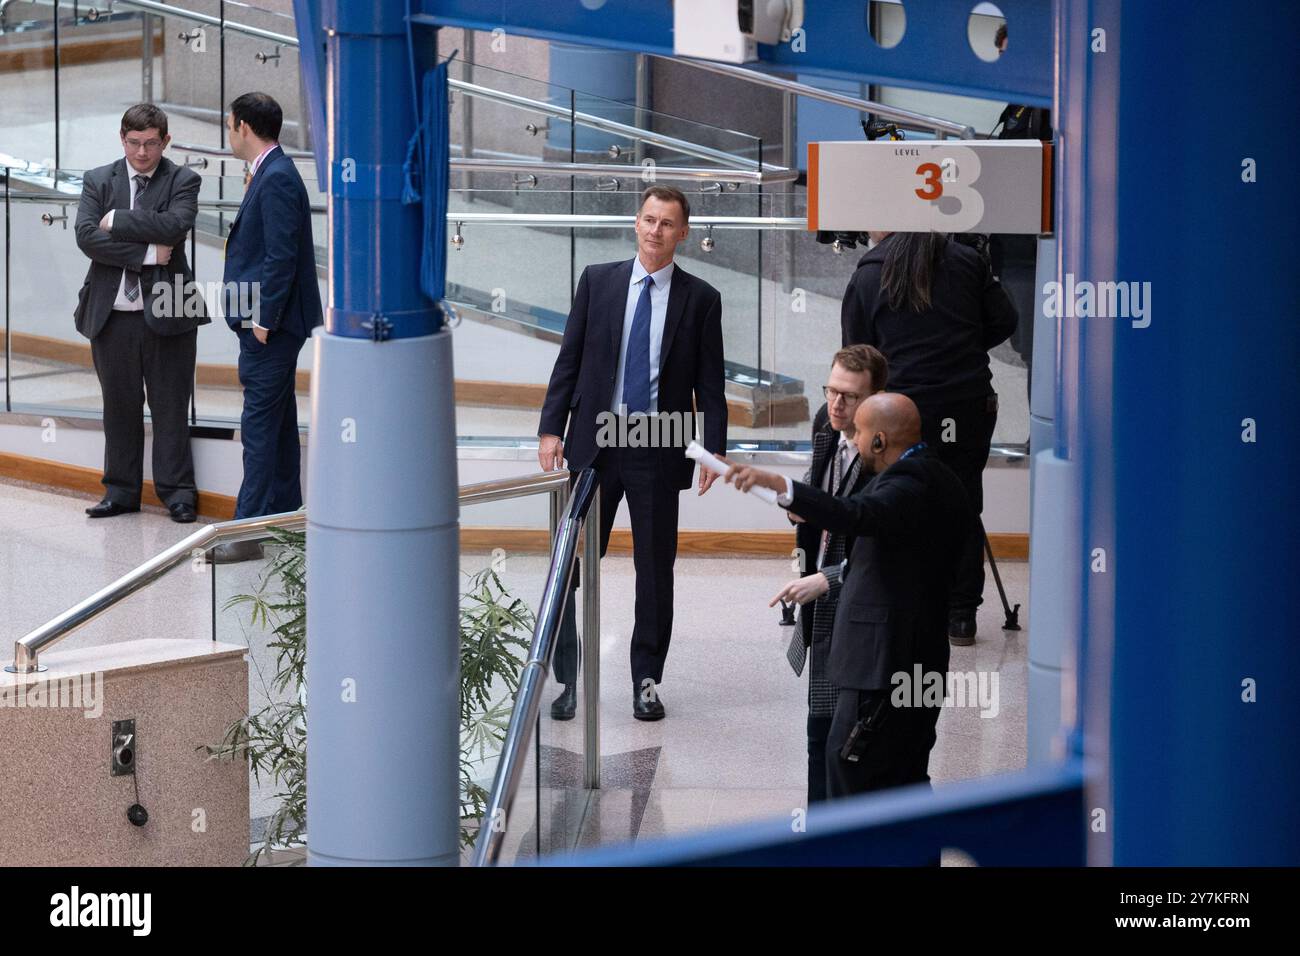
[1060,0,1300,864]
[304,2,459,866]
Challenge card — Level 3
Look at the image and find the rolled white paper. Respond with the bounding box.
[685,440,780,504]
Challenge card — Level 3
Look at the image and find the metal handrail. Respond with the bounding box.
[112,0,297,46]
[472,467,600,867]
[446,77,785,174]
[6,189,809,227]
[171,141,315,161]
[5,511,302,674]
[667,56,977,140]
[458,469,569,506]
[6,469,575,674]
[446,212,806,230]
[3,191,320,213]
[451,158,797,185]
[164,145,797,186]
[0,0,288,24]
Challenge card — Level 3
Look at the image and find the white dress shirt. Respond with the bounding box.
[779,433,857,507]
[814,433,857,564]
[247,142,278,180]
[610,257,674,415]
[109,161,160,312]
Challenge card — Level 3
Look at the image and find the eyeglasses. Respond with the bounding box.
[124,138,163,151]
[823,386,864,406]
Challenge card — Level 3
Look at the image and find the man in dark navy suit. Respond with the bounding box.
[538,185,727,721]
[210,92,323,564]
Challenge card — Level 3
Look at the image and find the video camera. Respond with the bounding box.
[814,121,991,262]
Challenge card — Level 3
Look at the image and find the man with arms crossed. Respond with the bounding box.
[75,103,207,523]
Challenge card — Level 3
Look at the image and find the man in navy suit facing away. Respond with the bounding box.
[210,92,323,564]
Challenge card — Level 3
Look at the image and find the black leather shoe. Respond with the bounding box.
[207,541,265,565]
[86,499,140,518]
[633,680,666,721]
[168,502,197,524]
[948,613,977,646]
[550,684,576,721]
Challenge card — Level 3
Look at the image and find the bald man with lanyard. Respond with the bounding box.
[724,394,973,798]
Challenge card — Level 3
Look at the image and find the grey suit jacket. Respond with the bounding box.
[73,156,209,340]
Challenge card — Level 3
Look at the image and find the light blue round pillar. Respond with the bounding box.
[304,1,459,866]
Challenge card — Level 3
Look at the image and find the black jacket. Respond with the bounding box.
[994,104,1053,141]
[840,236,1018,407]
[786,447,972,691]
[538,258,727,490]
[74,156,208,340]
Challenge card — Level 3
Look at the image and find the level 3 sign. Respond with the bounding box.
[807,139,1051,235]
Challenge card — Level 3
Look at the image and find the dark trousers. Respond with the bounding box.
[90,310,197,508]
[235,329,305,519]
[917,394,997,613]
[554,446,680,692]
[807,713,833,804]
[826,688,941,799]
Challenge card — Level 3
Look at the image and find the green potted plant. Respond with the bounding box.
[204,528,534,864]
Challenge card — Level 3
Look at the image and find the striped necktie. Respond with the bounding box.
[817,440,848,566]
[122,174,150,302]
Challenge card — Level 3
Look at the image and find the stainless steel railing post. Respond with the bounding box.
[582,492,600,790]
[470,469,597,866]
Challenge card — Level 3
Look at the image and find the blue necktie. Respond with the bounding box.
[622,275,654,413]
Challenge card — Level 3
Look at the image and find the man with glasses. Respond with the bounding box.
[74,103,207,523]
[766,345,887,802]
